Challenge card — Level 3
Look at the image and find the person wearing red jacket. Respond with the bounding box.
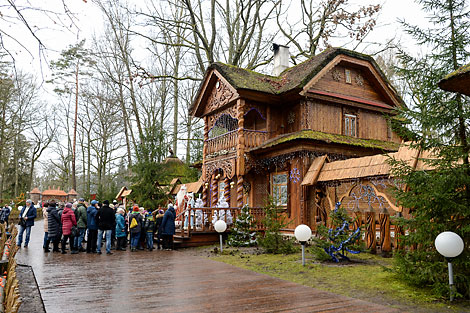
[61,203,77,254]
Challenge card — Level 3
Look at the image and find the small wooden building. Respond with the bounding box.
[191,47,405,232]
[438,62,470,96]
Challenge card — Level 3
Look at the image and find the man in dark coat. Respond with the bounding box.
[45,202,61,252]
[0,204,11,227]
[160,204,176,250]
[96,200,115,255]
[17,199,37,248]
[86,200,99,253]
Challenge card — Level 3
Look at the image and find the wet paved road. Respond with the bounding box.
[16,220,402,313]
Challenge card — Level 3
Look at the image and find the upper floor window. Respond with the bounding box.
[218,181,226,199]
[344,114,357,137]
[209,114,238,139]
[271,172,288,206]
[244,108,266,131]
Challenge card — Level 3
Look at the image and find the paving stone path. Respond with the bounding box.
[16,220,403,313]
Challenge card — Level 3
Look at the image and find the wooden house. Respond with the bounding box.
[190,47,405,234]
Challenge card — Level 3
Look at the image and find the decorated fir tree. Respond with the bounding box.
[227,204,257,247]
[312,202,362,262]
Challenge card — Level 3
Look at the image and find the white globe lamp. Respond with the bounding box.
[214,220,227,252]
[295,224,312,266]
[435,231,465,301]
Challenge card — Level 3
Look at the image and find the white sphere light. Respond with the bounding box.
[214,220,227,233]
[435,231,464,258]
[295,224,312,242]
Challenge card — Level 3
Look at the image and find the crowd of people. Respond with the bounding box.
[16,198,178,254]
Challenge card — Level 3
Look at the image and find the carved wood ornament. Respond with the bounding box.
[204,156,236,180]
[203,78,236,116]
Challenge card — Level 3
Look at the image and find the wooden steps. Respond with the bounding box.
[173,230,224,248]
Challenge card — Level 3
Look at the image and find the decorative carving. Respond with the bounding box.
[355,74,364,86]
[204,157,236,180]
[237,176,244,207]
[332,69,342,81]
[244,104,266,120]
[204,79,236,116]
[208,105,238,130]
[289,167,300,183]
[379,208,391,254]
[365,210,376,253]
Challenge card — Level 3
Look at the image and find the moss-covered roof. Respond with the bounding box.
[438,63,470,96]
[211,47,388,95]
[250,130,400,152]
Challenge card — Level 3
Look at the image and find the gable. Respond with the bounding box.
[192,70,239,118]
[301,55,402,110]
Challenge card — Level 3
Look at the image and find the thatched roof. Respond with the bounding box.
[438,63,470,96]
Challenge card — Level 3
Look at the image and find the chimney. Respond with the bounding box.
[272,43,289,76]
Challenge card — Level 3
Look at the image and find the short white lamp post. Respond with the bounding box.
[214,220,227,253]
[295,224,312,266]
[435,231,464,301]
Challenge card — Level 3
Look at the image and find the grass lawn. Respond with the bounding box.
[209,247,469,313]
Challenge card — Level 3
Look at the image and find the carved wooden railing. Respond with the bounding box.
[205,129,268,156]
[243,129,267,149]
[176,207,267,238]
[205,130,238,155]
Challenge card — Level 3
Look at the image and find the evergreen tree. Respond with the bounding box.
[311,202,362,262]
[258,197,296,254]
[227,204,257,247]
[391,0,470,299]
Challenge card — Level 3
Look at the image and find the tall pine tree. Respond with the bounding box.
[391,0,470,299]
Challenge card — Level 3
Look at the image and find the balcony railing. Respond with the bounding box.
[205,129,268,156]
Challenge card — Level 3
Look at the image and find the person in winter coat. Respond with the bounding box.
[144,211,156,251]
[42,202,49,251]
[96,200,115,255]
[0,204,11,227]
[129,206,143,252]
[86,200,99,253]
[45,202,61,252]
[115,208,126,251]
[74,198,88,252]
[61,203,77,254]
[17,199,37,248]
[153,209,164,250]
[160,204,176,250]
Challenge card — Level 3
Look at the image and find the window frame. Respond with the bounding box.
[270,172,288,207]
[344,113,357,137]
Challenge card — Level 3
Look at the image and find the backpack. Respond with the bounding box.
[130,216,138,229]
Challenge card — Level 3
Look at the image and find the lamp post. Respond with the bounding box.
[295,224,312,266]
[434,231,464,301]
[214,220,227,253]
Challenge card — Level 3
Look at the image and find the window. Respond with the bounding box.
[271,172,288,206]
[344,114,357,137]
[345,69,352,84]
[218,181,226,199]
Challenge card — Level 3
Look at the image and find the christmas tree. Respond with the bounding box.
[312,202,362,262]
[227,204,257,247]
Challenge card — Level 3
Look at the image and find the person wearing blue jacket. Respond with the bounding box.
[17,199,37,248]
[160,204,176,250]
[86,200,99,253]
[115,208,126,251]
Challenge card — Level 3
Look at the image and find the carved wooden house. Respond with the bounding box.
[190,47,404,232]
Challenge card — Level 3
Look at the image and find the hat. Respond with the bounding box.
[109,204,114,209]
[132,206,139,212]
[91,200,98,205]
[66,203,73,208]
[103,200,110,205]
[167,203,174,210]
[159,209,164,214]
[79,198,85,202]
[112,200,118,204]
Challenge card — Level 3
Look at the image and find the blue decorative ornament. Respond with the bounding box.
[324,202,361,262]
[289,168,301,183]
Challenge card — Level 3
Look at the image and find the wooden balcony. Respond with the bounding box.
[205,129,267,156]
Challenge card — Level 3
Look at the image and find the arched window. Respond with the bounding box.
[208,114,238,138]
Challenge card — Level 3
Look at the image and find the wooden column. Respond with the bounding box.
[394,212,405,251]
[353,209,362,231]
[211,175,218,207]
[224,177,230,201]
[202,182,208,207]
[236,99,245,208]
[202,116,209,182]
[236,176,244,208]
[365,209,376,254]
[379,208,391,256]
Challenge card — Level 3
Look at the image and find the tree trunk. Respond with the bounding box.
[72,61,79,191]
